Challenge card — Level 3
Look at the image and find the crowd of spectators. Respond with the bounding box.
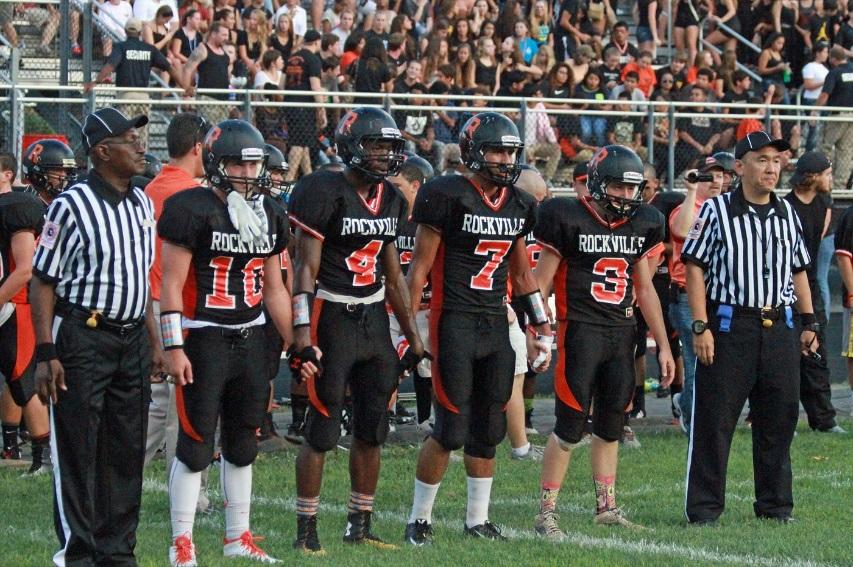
[5,0,853,185]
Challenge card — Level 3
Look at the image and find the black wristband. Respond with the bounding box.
[800,313,816,326]
[35,343,58,363]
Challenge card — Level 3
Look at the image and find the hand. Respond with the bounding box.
[289,345,323,383]
[183,85,196,97]
[151,346,167,377]
[317,111,328,130]
[800,329,819,354]
[526,331,552,372]
[578,32,592,43]
[83,82,96,93]
[684,169,699,192]
[703,143,714,155]
[658,348,676,387]
[694,330,715,366]
[35,360,65,404]
[166,349,193,385]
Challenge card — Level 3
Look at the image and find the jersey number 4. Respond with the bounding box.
[206,256,265,309]
[346,240,383,286]
[471,240,512,290]
[590,257,629,304]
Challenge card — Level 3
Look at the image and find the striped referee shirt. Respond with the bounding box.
[32,170,155,322]
[681,188,810,308]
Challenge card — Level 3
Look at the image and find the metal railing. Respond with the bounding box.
[4,83,853,193]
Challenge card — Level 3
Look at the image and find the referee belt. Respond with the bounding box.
[710,303,791,327]
[56,302,144,337]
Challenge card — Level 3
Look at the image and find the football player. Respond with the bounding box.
[387,153,435,429]
[403,112,552,546]
[0,140,76,470]
[288,107,426,554]
[532,145,675,539]
[159,119,292,566]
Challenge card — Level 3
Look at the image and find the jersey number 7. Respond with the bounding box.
[471,240,512,290]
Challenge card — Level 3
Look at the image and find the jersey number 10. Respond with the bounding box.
[206,256,265,309]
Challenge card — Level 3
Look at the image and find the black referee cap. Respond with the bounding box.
[734,131,790,160]
[82,107,149,154]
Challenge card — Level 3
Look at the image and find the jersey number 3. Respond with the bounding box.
[346,240,383,286]
[590,257,629,304]
[471,240,512,290]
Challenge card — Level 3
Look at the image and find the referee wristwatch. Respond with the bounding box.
[692,320,709,335]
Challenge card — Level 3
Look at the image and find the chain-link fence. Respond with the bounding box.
[3,81,853,192]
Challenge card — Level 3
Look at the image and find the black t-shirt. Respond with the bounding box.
[157,188,289,325]
[288,170,408,298]
[108,37,171,88]
[396,108,432,139]
[676,108,719,145]
[822,62,853,108]
[597,63,623,87]
[784,191,826,281]
[556,0,581,34]
[172,28,200,59]
[608,114,642,144]
[838,22,853,51]
[196,42,231,98]
[656,65,687,91]
[638,0,658,27]
[534,196,664,326]
[834,205,853,306]
[395,214,431,305]
[412,175,537,315]
[650,190,685,282]
[475,61,497,91]
[0,192,44,302]
[352,58,392,104]
[285,48,323,103]
[269,33,293,61]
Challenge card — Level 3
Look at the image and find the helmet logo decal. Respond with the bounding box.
[589,147,609,172]
[206,126,222,150]
[338,111,359,135]
[464,116,481,138]
[29,144,44,165]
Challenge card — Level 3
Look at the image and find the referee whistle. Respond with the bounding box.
[86,311,101,328]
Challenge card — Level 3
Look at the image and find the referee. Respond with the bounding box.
[681,131,818,525]
[31,107,161,565]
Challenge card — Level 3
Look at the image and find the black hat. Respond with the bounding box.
[304,29,322,43]
[734,130,790,159]
[789,151,831,186]
[699,155,723,172]
[82,107,148,154]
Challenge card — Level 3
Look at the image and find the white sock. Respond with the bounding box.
[409,479,440,524]
[511,442,531,458]
[221,458,253,540]
[169,458,202,540]
[466,476,493,529]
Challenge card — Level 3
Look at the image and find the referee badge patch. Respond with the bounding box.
[40,220,60,250]
[686,217,705,240]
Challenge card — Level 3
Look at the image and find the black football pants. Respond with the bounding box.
[685,307,799,523]
[50,315,151,566]
[797,293,837,431]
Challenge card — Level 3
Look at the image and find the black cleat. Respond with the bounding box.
[343,511,397,549]
[404,519,434,546]
[463,521,507,541]
[293,515,325,555]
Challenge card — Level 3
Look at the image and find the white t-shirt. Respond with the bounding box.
[254,69,282,88]
[274,5,307,37]
[802,61,829,100]
[132,0,179,25]
[98,0,134,38]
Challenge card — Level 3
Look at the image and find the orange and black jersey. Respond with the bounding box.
[288,169,407,298]
[535,196,664,327]
[0,192,45,304]
[157,188,289,326]
[413,175,537,315]
[396,215,431,305]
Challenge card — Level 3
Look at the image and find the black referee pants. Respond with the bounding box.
[50,315,151,566]
[685,307,800,523]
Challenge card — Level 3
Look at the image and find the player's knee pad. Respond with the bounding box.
[471,403,507,449]
[431,409,467,452]
[176,438,215,473]
[352,408,390,446]
[463,438,497,459]
[221,430,259,468]
[304,407,342,453]
[551,431,583,452]
[591,414,623,443]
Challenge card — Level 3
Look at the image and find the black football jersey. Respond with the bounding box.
[158,188,289,325]
[413,175,537,315]
[535,196,664,326]
[396,214,431,305]
[288,170,407,297]
[648,190,684,281]
[0,192,45,304]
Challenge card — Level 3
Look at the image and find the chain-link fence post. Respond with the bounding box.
[518,97,527,164]
[383,92,391,113]
[647,102,655,166]
[82,0,93,85]
[9,46,22,173]
[667,102,676,191]
[242,88,252,122]
[59,0,70,141]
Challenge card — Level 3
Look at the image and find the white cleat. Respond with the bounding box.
[169,533,197,567]
[223,531,281,563]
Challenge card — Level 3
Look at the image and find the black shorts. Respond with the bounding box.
[675,1,701,27]
[176,325,269,471]
[303,299,399,452]
[0,304,37,407]
[553,320,636,443]
[430,310,515,459]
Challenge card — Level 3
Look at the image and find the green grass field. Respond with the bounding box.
[1,420,850,567]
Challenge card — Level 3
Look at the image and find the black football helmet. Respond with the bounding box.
[22,139,77,198]
[399,151,435,186]
[459,112,524,185]
[203,119,267,196]
[263,143,293,200]
[335,107,405,181]
[711,151,738,189]
[143,153,163,179]
[587,145,647,218]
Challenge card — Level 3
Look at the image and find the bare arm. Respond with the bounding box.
[0,231,34,304]
[309,75,327,127]
[406,225,440,319]
[84,62,116,92]
[291,228,322,350]
[383,243,424,354]
[263,253,293,350]
[182,43,208,88]
[533,247,560,298]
